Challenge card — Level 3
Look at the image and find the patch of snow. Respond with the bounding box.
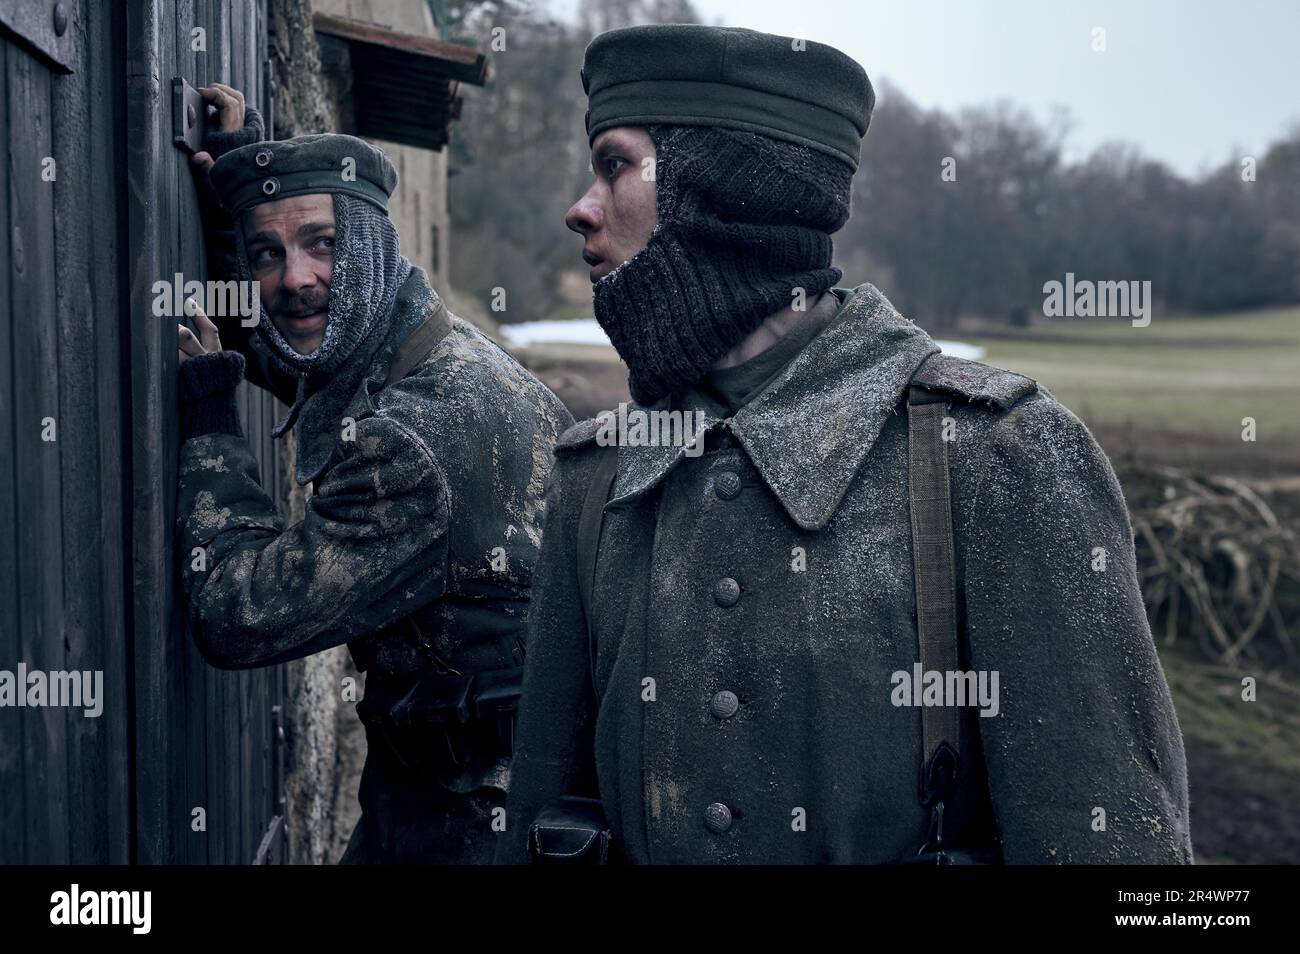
[935,340,986,361]
[499,319,613,348]
[500,318,985,361]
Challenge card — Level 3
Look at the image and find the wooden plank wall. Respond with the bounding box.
[0,0,285,864]
[0,0,131,865]
[127,0,286,865]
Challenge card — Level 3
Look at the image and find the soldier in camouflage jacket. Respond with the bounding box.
[178,101,571,863]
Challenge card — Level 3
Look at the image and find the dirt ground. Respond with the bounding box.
[513,343,631,420]
[1161,652,1300,864]
[1088,422,1300,480]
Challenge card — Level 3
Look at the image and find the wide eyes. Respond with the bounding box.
[249,235,334,269]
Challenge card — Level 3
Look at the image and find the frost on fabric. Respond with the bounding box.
[520,281,1192,864]
[189,490,234,536]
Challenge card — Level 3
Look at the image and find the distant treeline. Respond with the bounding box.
[443,0,1300,327]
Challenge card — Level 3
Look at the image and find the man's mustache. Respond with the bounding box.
[273,292,330,317]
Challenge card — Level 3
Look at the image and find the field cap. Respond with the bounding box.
[581,24,875,169]
[211,133,398,216]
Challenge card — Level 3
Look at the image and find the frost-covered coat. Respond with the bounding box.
[179,267,572,862]
[497,282,1193,864]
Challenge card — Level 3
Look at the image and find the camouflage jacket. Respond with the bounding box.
[498,282,1194,864]
[179,267,572,684]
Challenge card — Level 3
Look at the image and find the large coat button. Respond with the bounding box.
[714,471,742,500]
[713,577,741,607]
[704,802,733,834]
[710,690,739,720]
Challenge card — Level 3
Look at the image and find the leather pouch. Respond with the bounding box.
[527,796,613,864]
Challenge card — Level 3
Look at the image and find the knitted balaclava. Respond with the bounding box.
[235,191,413,484]
[592,123,855,405]
[233,191,412,381]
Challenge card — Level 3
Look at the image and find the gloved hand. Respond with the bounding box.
[184,86,298,407]
[192,83,265,175]
[189,84,265,280]
[177,298,247,440]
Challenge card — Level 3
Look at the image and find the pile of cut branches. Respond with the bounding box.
[1123,467,1299,667]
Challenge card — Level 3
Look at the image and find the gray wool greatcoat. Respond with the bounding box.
[497,282,1194,865]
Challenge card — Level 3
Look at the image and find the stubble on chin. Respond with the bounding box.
[271,315,328,356]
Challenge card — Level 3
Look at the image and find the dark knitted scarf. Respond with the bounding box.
[592,124,854,405]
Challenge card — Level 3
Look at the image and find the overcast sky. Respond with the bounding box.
[548,0,1299,178]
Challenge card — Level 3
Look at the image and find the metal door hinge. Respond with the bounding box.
[0,3,75,74]
[172,77,210,155]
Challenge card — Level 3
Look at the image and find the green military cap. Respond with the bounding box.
[581,25,874,169]
[210,133,398,217]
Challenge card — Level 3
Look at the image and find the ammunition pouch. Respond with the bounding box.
[527,796,620,864]
[357,666,523,769]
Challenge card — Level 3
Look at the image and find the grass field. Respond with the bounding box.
[963,306,1300,473]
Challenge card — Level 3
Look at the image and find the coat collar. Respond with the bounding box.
[272,266,443,486]
[608,283,939,530]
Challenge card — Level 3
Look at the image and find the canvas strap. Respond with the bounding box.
[906,384,962,810]
[576,449,620,698]
[382,303,453,391]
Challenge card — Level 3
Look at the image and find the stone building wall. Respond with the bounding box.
[312,0,452,292]
[267,0,487,863]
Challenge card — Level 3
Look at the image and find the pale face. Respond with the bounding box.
[565,127,659,283]
[242,193,335,355]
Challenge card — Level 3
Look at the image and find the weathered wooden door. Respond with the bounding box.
[0,0,131,866]
[0,0,288,864]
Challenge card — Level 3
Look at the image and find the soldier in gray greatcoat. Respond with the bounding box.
[497,25,1193,864]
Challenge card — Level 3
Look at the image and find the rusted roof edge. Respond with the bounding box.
[311,11,487,85]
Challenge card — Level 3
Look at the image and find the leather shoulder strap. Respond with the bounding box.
[577,448,620,698]
[382,303,454,390]
[906,385,961,807]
